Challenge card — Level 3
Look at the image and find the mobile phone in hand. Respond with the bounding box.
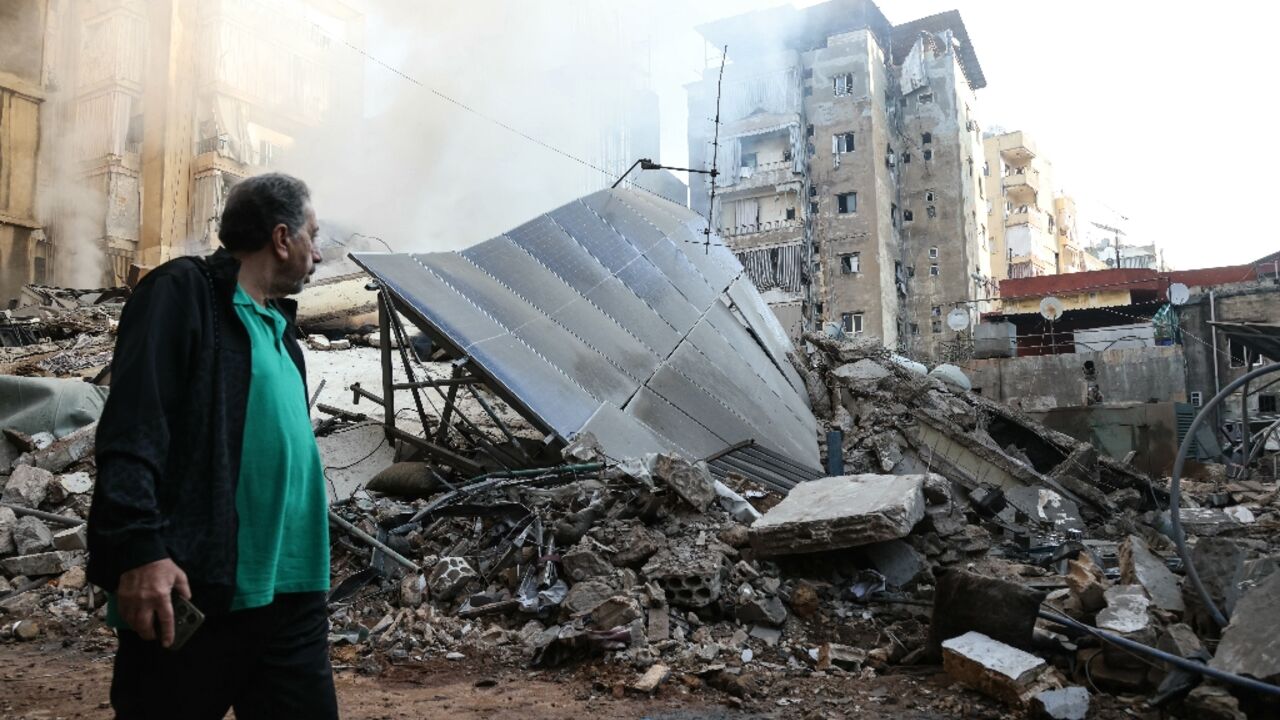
[168,593,205,651]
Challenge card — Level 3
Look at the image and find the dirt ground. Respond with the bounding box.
[0,639,1051,720]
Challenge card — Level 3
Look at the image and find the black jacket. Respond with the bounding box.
[87,249,307,615]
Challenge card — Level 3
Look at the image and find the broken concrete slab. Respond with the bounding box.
[0,550,77,576]
[1,465,53,507]
[749,474,927,557]
[1118,535,1184,613]
[928,364,971,392]
[12,516,52,555]
[562,579,616,616]
[833,358,891,384]
[1065,554,1107,613]
[1182,537,1246,633]
[588,595,641,631]
[611,525,662,568]
[630,663,670,694]
[562,539,614,582]
[1096,585,1151,635]
[29,422,96,474]
[735,590,787,626]
[942,631,1055,706]
[1209,570,1280,684]
[1031,686,1090,720]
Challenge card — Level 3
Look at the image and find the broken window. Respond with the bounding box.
[925,191,936,202]
[931,305,942,317]
[809,185,817,197]
[919,93,933,104]
[910,323,920,336]
[927,205,937,218]
[841,312,864,334]
[1260,395,1278,413]
[833,73,854,96]
[836,192,856,214]
[740,153,758,170]
[922,132,932,144]
[786,207,796,221]
[932,319,943,333]
[929,264,939,276]
[806,124,814,138]
[907,266,916,278]
[929,246,939,259]
[840,252,861,274]
[902,152,911,164]
[904,209,914,222]
[833,132,855,154]
[809,201,819,216]
[923,149,933,161]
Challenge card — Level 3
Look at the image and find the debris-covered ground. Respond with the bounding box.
[2,295,1279,718]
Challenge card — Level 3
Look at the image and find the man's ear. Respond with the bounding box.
[271,223,292,261]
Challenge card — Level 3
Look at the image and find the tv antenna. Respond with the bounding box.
[703,45,727,254]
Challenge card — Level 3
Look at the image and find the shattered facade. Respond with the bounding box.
[686,0,993,362]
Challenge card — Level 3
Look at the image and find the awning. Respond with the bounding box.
[352,189,821,476]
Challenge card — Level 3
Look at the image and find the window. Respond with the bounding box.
[803,85,813,97]
[809,201,819,216]
[923,149,933,161]
[929,264,939,276]
[902,152,911,164]
[922,132,933,144]
[925,191,936,202]
[1260,395,1278,413]
[919,93,933,104]
[833,73,853,96]
[1190,391,1203,407]
[891,204,899,227]
[740,152,758,169]
[929,246,939,259]
[1229,340,1247,368]
[932,319,943,333]
[802,68,813,80]
[840,252,861,274]
[806,124,814,138]
[903,209,914,222]
[837,192,856,214]
[910,323,920,336]
[809,185,818,197]
[931,306,942,317]
[927,205,937,218]
[983,162,990,177]
[785,207,796,221]
[907,266,916,278]
[841,312,864,334]
[833,132,855,153]
[1252,353,1268,367]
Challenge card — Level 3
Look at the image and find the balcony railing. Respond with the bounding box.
[717,218,804,238]
[1005,207,1049,232]
[1002,167,1040,196]
[729,160,797,192]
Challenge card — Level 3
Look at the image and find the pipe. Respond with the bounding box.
[1038,609,1280,697]
[1209,290,1221,421]
[1171,361,1280,628]
[0,502,85,527]
[327,510,420,572]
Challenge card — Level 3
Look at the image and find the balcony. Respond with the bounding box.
[724,160,798,194]
[1002,167,1040,198]
[1005,206,1049,233]
[994,131,1037,163]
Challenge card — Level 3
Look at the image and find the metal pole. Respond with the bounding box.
[328,510,419,572]
[378,294,395,438]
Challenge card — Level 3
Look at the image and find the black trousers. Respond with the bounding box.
[111,592,338,720]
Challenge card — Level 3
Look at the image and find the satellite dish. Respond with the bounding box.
[1168,282,1190,306]
[1039,296,1066,322]
[946,308,970,331]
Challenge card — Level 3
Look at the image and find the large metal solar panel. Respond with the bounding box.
[352,188,821,476]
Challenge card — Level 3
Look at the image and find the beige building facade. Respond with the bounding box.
[688,0,992,361]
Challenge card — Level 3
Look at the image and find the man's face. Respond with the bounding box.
[278,205,321,297]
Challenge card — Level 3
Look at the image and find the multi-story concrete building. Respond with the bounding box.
[2,0,364,291]
[687,0,991,360]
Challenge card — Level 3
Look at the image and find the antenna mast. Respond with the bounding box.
[703,45,727,254]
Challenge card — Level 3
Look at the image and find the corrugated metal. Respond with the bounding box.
[353,189,821,483]
[704,440,824,494]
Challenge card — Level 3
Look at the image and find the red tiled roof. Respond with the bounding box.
[999,264,1257,301]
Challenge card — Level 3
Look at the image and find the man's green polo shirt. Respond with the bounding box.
[106,286,328,627]
[227,285,329,610]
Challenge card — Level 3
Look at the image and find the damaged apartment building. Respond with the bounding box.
[686,0,993,361]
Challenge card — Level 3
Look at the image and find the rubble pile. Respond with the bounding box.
[2,329,1279,716]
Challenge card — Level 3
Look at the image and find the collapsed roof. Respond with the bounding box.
[353,188,821,473]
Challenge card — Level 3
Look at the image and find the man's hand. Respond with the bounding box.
[117,558,191,648]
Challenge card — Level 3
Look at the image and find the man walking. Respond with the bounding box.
[87,173,338,718]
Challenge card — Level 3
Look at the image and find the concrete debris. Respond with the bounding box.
[651,454,716,511]
[1209,570,1280,684]
[2,465,54,507]
[1,550,77,576]
[12,516,53,555]
[930,570,1044,654]
[0,506,16,555]
[1118,534,1184,613]
[427,557,478,602]
[1031,686,1090,720]
[630,663,670,693]
[941,631,1058,706]
[1096,585,1152,635]
[749,474,927,557]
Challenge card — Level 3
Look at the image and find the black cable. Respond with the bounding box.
[1170,361,1280,628]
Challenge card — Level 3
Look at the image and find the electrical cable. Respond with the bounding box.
[1038,609,1280,697]
[1169,361,1280,628]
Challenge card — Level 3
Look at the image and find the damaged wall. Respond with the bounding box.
[964,345,1188,411]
